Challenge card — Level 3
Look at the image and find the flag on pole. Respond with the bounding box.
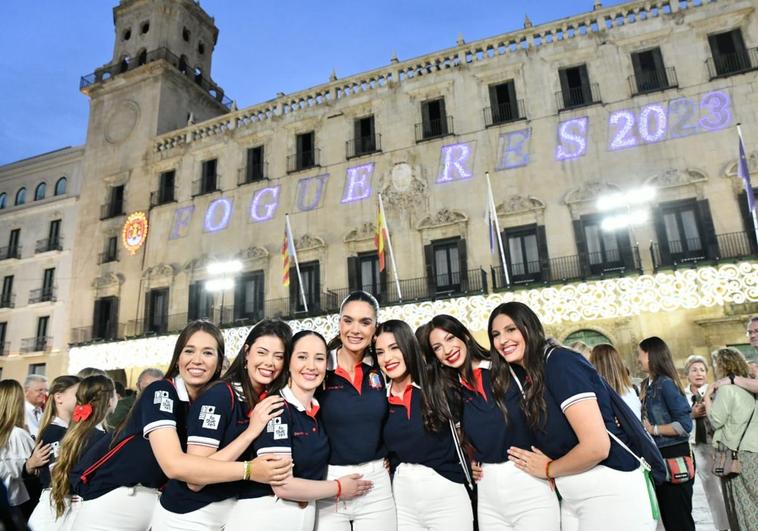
[487,201,497,254]
[739,132,756,213]
[375,203,389,272]
[281,224,296,286]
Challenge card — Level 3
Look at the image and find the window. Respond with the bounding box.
[244,146,265,183]
[42,268,55,301]
[198,159,218,195]
[631,48,670,94]
[15,187,26,206]
[102,236,118,263]
[188,282,213,321]
[504,225,547,283]
[157,170,175,204]
[574,215,635,276]
[234,271,265,322]
[54,177,67,196]
[146,288,169,334]
[140,21,150,34]
[708,29,753,77]
[348,253,385,302]
[35,316,49,351]
[558,64,595,109]
[290,261,320,313]
[198,42,205,55]
[122,28,132,41]
[102,185,125,219]
[93,297,119,340]
[48,219,61,250]
[424,238,467,295]
[1,276,13,308]
[350,116,378,157]
[0,322,7,356]
[653,199,717,265]
[28,363,46,376]
[419,98,449,140]
[34,182,46,201]
[8,229,20,259]
[294,132,315,171]
[487,80,521,125]
[0,193,6,209]
[182,27,190,42]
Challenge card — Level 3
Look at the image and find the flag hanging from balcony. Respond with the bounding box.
[281,220,297,286]
[375,201,389,272]
[739,131,756,214]
[487,200,497,255]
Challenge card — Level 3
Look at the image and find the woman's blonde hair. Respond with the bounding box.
[51,375,114,517]
[0,380,26,447]
[37,375,80,439]
[590,343,633,395]
[713,348,750,379]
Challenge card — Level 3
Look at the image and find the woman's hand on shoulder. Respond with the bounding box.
[335,473,372,500]
[249,454,293,486]
[248,395,285,436]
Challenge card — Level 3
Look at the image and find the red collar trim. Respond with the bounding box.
[305,403,320,419]
[460,368,487,402]
[335,362,364,395]
[388,384,413,419]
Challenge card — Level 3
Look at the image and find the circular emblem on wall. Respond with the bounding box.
[104,100,140,144]
[122,211,149,255]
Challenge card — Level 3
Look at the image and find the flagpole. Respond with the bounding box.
[286,213,309,313]
[378,193,402,302]
[737,124,758,247]
[486,172,510,286]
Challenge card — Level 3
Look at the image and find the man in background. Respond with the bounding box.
[105,368,164,431]
[23,374,48,438]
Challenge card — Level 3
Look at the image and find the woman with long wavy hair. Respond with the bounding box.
[493,302,654,531]
[417,313,558,530]
[28,374,80,531]
[590,344,641,420]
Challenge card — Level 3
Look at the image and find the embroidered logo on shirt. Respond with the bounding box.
[51,441,60,459]
[198,405,216,420]
[369,372,383,390]
[266,417,282,433]
[202,413,221,430]
[273,422,288,440]
[160,397,174,413]
[154,390,169,404]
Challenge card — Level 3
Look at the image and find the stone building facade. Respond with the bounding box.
[15,0,758,380]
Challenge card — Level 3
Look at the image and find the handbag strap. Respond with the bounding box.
[448,418,473,490]
[735,398,757,451]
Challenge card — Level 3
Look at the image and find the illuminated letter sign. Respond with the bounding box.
[249,186,280,223]
[437,142,474,183]
[495,128,530,170]
[169,205,195,240]
[296,174,329,212]
[204,197,233,233]
[556,117,588,161]
[341,163,374,204]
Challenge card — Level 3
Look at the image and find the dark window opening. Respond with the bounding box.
[245,146,265,182]
[559,64,594,108]
[420,98,448,139]
[146,288,169,334]
[48,220,61,250]
[54,177,66,196]
[182,27,190,42]
[424,238,467,295]
[103,185,125,219]
[122,28,131,41]
[28,363,46,376]
[352,116,377,156]
[290,261,320,313]
[158,170,175,203]
[34,182,46,201]
[487,81,520,124]
[188,282,213,321]
[41,268,55,301]
[631,48,668,93]
[1,276,13,308]
[234,271,264,322]
[140,21,150,34]
[708,29,753,76]
[198,42,205,55]
[102,236,118,263]
[296,132,315,171]
[652,199,717,267]
[504,225,546,283]
[35,316,50,351]
[15,187,26,206]
[8,229,20,259]
[0,322,7,356]
[200,159,218,194]
[93,296,119,340]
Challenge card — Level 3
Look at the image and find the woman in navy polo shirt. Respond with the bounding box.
[70,320,292,531]
[28,374,80,531]
[227,329,372,531]
[315,291,396,531]
[491,302,655,531]
[150,319,296,530]
[418,314,558,530]
[376,319,473,531]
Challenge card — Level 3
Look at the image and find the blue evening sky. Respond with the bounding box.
[0,1,626,165]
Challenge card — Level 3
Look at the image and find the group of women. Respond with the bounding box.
[4,291,727,531]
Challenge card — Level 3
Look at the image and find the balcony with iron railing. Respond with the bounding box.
[0,293,15,309]
[415,116,454,142]
[651,231,758,271]
[346,134,382,159]
[0,246,22,261]
[238,162,269,186]
[35,237,62,254]
[100,201,124,220]
[20,336,52,354]
[706,48,758,79]
[483,99,526,127]
[287,149,321,173]
[628,67,678,96]
[98,249,119,264]
[556,83,601,111]
[28,287,56,304]
[192,176,221,197]
[150,187,176,207]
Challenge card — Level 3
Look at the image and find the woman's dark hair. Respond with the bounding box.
[416,314,489,423]
[222,319,292,412]
[165,320,226,381]
[377,320,449,432]
[269,330,328,396]
[487,302,549,430]
[327,290,380,361]
[639,336,684,395]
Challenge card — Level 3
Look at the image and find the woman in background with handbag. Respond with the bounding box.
[638,337,694,531]
[704,347,758,531]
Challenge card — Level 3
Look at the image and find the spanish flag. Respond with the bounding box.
[375,202,388,272]
[281,225,292,286]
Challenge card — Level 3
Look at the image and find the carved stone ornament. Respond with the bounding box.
[564,181,621,205]
[344,222,377,243]
[142,263,176,280]
[91,273,124,289]
[380,163,428,212]
[237,246,269,260]
[496,195,546,216]
[183,255,218,273]
[724,151,758,178]
[416,209,468,230]
[644,168,708,189]
[295,234,326,251]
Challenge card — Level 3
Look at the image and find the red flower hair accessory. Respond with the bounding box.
[72,403,93,422]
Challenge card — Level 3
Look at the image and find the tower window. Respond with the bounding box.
[141,21,150,34]
[198,42,205,55]
[182,27,191,42]
[122,28,131,41]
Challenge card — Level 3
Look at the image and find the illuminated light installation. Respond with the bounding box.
[638,104,667,143]
[600,209,649,231]
[296,174,329,212]
[249,186,280,223]
[203,197,233,232]
[205,278,234,291]
[495,128,530,170]
[341,163,374,203]
[68,261,758,372]
[169,206,195,240]
[121,212,149,255]
[556,117,588,160]
[597,186,657,212]
[437,142,474,183]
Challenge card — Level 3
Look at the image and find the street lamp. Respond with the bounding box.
[205,259,242,325]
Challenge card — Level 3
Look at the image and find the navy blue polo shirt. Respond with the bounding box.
[71,377,191,500]
[535,347,638,471]
[316,351,388,465]
[160,381,250,513]
[254,387,329,483]
[383,383,465,484]
[37,418,67,489]
[460,361,532,463]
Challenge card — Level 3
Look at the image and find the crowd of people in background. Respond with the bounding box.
[0,295,756,531]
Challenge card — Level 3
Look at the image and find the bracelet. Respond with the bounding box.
[653,425,659,436]
[335,479,342,499]
[545,460,553,480]
[242,460,251,481]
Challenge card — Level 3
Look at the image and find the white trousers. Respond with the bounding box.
[315,459,397,531]
[28,489,78,531]
[149,497,235,531]
[556,465,657,531]
[478,461,560,531]
[71,486,160,531]
[226,496,315,531]
[392,463,473,531]
[693,442,729,530]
